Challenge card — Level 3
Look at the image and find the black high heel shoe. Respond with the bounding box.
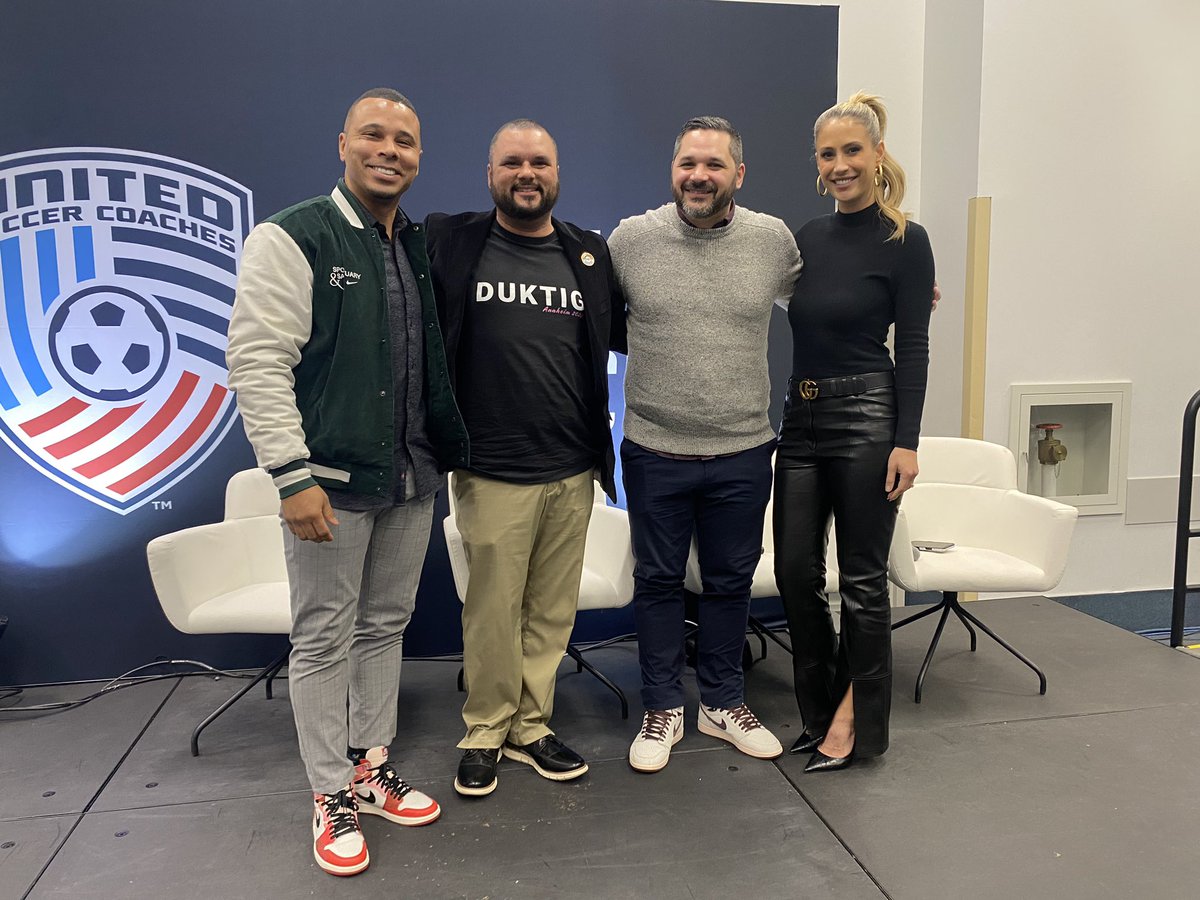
[804,747,854,773]
[788,730,825,755]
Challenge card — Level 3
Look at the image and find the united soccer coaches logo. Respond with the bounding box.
[0,148,253,513]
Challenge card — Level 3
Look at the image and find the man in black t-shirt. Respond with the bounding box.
[425,120,624,798]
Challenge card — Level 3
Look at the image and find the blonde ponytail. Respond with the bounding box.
[814,91,909,241]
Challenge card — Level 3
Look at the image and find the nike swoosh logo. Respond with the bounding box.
[701,709,727,731]
[358,789,377,804]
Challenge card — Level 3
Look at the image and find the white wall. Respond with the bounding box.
[977,0,1200,593]
[916,0,985,438]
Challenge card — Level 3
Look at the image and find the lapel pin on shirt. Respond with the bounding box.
[580,252,595,267]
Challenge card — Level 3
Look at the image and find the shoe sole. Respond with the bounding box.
[312,822,369,876]
[696,720,783,759]
[313,847,370,877]
[501,746,589,781]
[355,800,442,827]
[628,725,683,773]
[453,776,497,797]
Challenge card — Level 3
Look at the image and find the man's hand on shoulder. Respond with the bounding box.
[282,485,339,542]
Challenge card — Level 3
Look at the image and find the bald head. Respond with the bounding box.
[488,118,557,162]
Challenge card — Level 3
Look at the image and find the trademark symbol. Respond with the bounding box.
[151,500,173,510]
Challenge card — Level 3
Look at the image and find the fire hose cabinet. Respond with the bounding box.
[1007,382,1132,516]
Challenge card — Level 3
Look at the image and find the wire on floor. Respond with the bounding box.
[0,659,263,714]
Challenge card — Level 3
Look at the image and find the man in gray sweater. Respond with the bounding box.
[608,116,801,772]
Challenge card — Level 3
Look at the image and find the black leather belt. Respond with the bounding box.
[791,372,894,401]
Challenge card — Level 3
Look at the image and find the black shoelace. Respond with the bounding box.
[371,762,413,800]
[320,790,360,839]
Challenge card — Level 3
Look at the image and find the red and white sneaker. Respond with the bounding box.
[352,746,441,827]
[312,788,369,876]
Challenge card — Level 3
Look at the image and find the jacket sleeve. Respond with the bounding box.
[225,221,317,497]
[423,213,449,324]
[604,246,627,355]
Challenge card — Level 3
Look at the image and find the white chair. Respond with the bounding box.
[888,437,1078,702]
[442,475,637,718]
[146,468,290,754]
[683,481,840,659]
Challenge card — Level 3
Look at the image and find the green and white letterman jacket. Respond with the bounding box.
[227,181,468,500]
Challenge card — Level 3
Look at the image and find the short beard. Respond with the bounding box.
[491,182,559,221]
[673,181,734,223]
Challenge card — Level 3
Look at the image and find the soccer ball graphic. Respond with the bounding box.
[49,286,171,401]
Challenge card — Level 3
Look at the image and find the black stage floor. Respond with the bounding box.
[3,596,1199,899]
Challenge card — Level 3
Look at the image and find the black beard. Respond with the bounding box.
[491,182,559,220]
[672,182,734,222]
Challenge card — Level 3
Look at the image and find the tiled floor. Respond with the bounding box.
[3,597,1199,899]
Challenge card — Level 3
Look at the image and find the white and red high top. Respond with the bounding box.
[352,746,441,826]
[311,788,369,876]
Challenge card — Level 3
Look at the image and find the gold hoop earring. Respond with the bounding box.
[816,175,828,197]
[874,165,883,187]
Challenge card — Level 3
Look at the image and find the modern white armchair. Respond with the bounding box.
[888,437,1078,702]
[146,468,291,754]
[442,475,636,717]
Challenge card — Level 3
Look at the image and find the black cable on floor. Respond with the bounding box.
[0,659,258,714]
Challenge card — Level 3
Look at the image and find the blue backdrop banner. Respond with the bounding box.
[0,0,836,684]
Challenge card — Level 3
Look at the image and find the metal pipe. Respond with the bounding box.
[1169,389,1200,647]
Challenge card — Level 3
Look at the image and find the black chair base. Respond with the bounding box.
[456,644,630,720]
[748,614,792,657]
[892,591,1047,703]
[191,649,289,757]
[567,644,628,719]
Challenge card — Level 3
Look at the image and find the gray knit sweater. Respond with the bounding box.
[608,203,802,456]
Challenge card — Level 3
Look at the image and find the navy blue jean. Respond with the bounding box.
[621,438,774,710]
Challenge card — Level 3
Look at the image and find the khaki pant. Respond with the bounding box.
[454,469,594,748]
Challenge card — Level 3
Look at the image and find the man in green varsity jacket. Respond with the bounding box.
[226,87,467,878]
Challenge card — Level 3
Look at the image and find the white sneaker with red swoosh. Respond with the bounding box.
[352,746,441,826]
[698,704,783,759]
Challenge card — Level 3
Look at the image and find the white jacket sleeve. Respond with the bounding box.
[226,222,315,473]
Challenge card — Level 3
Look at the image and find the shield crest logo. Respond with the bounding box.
[0,148,253,513]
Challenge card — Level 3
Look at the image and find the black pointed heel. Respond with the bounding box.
[788,730,825,755]
[804,748,854,773]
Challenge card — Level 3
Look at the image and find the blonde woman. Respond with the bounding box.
[774,92,934,772]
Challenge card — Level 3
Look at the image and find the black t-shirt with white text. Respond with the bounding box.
[457,222,597,483]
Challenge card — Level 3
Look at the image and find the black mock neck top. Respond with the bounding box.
[788,204,935,449]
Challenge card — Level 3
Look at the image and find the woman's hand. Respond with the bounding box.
[885,448,918,501]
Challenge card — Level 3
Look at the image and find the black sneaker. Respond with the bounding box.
[453,747,500,796]
[502,735,589,781]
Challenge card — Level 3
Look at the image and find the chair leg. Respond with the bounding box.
[954,601,1048,695]
[746,615,783,658]
[892,598,948,630]
[191,649,290,757]
[565,644,628,720]
[913,601,954,704]
[951,603,979,651]
[263,654,288,700]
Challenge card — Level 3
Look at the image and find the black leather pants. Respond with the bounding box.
[773,383,899,758]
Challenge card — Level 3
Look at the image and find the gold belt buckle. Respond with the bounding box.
[799,379,819,400]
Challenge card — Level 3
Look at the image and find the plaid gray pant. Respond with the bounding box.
[283,496,434,794]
